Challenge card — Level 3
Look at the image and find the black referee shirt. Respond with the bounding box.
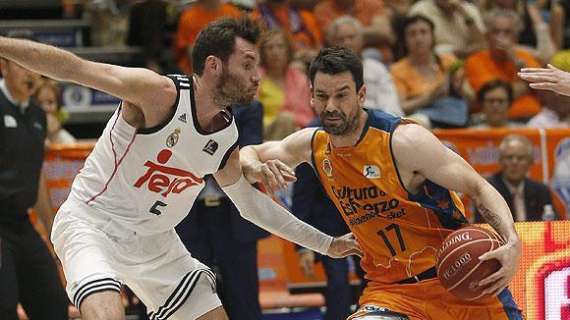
[0,86,46,222]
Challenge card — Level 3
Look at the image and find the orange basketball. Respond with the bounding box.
[436,226,503,301]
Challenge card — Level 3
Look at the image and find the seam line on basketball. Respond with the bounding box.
[437,238,497,276]
[446,239,499,292]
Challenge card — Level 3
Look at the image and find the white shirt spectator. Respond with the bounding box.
[363,58,403,116]
[527,108,570,128]
[409,0,485,55]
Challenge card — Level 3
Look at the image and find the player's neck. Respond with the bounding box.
[192,75,224,127]
[329,110,368,148]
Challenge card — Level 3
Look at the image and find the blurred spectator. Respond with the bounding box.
[326,16,402,116]
[384,0,415,17]
[292,160,363,320]
[258,30,314,140]
[0,46,68,319]
[176,0,243,74]
[476,134,559,222]
[479,0,562,63]
[528,90,570,128]
[409,0,486,58]
[176,101,269,320]
[313,0,394,62]
[391,15,469,128]
[84,0,132,46]
[251,0,322,68]
[465,9,542,120]
[127,0,170,73]
[472,80,522,128]
[34,79,76,145]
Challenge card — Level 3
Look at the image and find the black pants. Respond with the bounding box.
[0,218,68,320]
[176,199,262,320]
[321,255,366,320]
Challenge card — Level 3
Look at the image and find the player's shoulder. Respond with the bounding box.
[392,121,433,150]
[367,109,402,133]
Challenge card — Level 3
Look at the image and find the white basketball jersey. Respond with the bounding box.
[67,75,239,235]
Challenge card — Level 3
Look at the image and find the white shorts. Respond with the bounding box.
[51,197,222,320]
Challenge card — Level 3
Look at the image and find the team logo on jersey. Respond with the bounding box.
[322,158,333,177]
[363,165,381,179]
[203,139,218,155]
[134,149,203,197]
[178,113,187,123]
[166,128,181,148]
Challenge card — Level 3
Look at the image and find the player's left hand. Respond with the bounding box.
[327,233,363,258]
[477,239,522,296]
[243,159,296,194]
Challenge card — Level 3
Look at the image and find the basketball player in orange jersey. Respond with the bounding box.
[0,19,360,320]
[241,47,524,319]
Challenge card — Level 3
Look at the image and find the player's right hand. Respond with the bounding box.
[519,64,570,97]
[327,233,363,258]
[243,159,296,194]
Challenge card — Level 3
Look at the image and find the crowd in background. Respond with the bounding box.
[1,0,569,319]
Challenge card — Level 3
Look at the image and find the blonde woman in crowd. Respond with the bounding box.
[34,79,76,145]
[257,29,314,140]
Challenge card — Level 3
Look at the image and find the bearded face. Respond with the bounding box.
[213,63,256,106]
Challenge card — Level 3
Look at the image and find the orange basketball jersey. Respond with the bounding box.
[311,110,469,284]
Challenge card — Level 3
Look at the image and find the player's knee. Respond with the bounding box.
[79,291,125,320]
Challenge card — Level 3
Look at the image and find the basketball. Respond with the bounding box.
[436,226,503,301]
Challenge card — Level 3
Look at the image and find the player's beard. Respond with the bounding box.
[213,66,255,107]
[320,103,360,136]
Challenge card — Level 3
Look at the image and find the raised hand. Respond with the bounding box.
[327,233,363,258]
[519,64,570,97]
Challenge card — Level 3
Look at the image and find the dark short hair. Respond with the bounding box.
[192,17,260,75]
[309,47,363,91]
[477,80,513,104]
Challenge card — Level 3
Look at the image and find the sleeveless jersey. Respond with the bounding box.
[68,75,239,235]
[311,109,468,284]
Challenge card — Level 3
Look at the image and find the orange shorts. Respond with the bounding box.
[349,278,524,320]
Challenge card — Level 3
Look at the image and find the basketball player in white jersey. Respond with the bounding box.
[0,18,361,320]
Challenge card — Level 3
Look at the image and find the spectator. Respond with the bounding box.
[175,0,243,74]
[391,15,469,128]
[479,0,564,62]
[34,79,76,145]
[258,29,314,140]
[127,0,170,73]
[251,0,322,68]
[465,9,542,120]
[84,0,131,46]
[313,0,394,62]
[476,134,558,222]
[528,90,570,128]
[292,161,364,320]
[0,38,68,319]
[326,16,402,116]
[409,0,486,58]
[175,101,269,320]
[472,80,522,128]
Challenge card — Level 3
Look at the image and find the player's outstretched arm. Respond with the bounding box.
[215,147,362,258]
[0,36,176,111]
[518,64,570,97]
[240,127,316,193]
[392,124,521,296]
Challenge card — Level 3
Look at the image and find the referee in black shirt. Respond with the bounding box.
[0,33,68,320]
